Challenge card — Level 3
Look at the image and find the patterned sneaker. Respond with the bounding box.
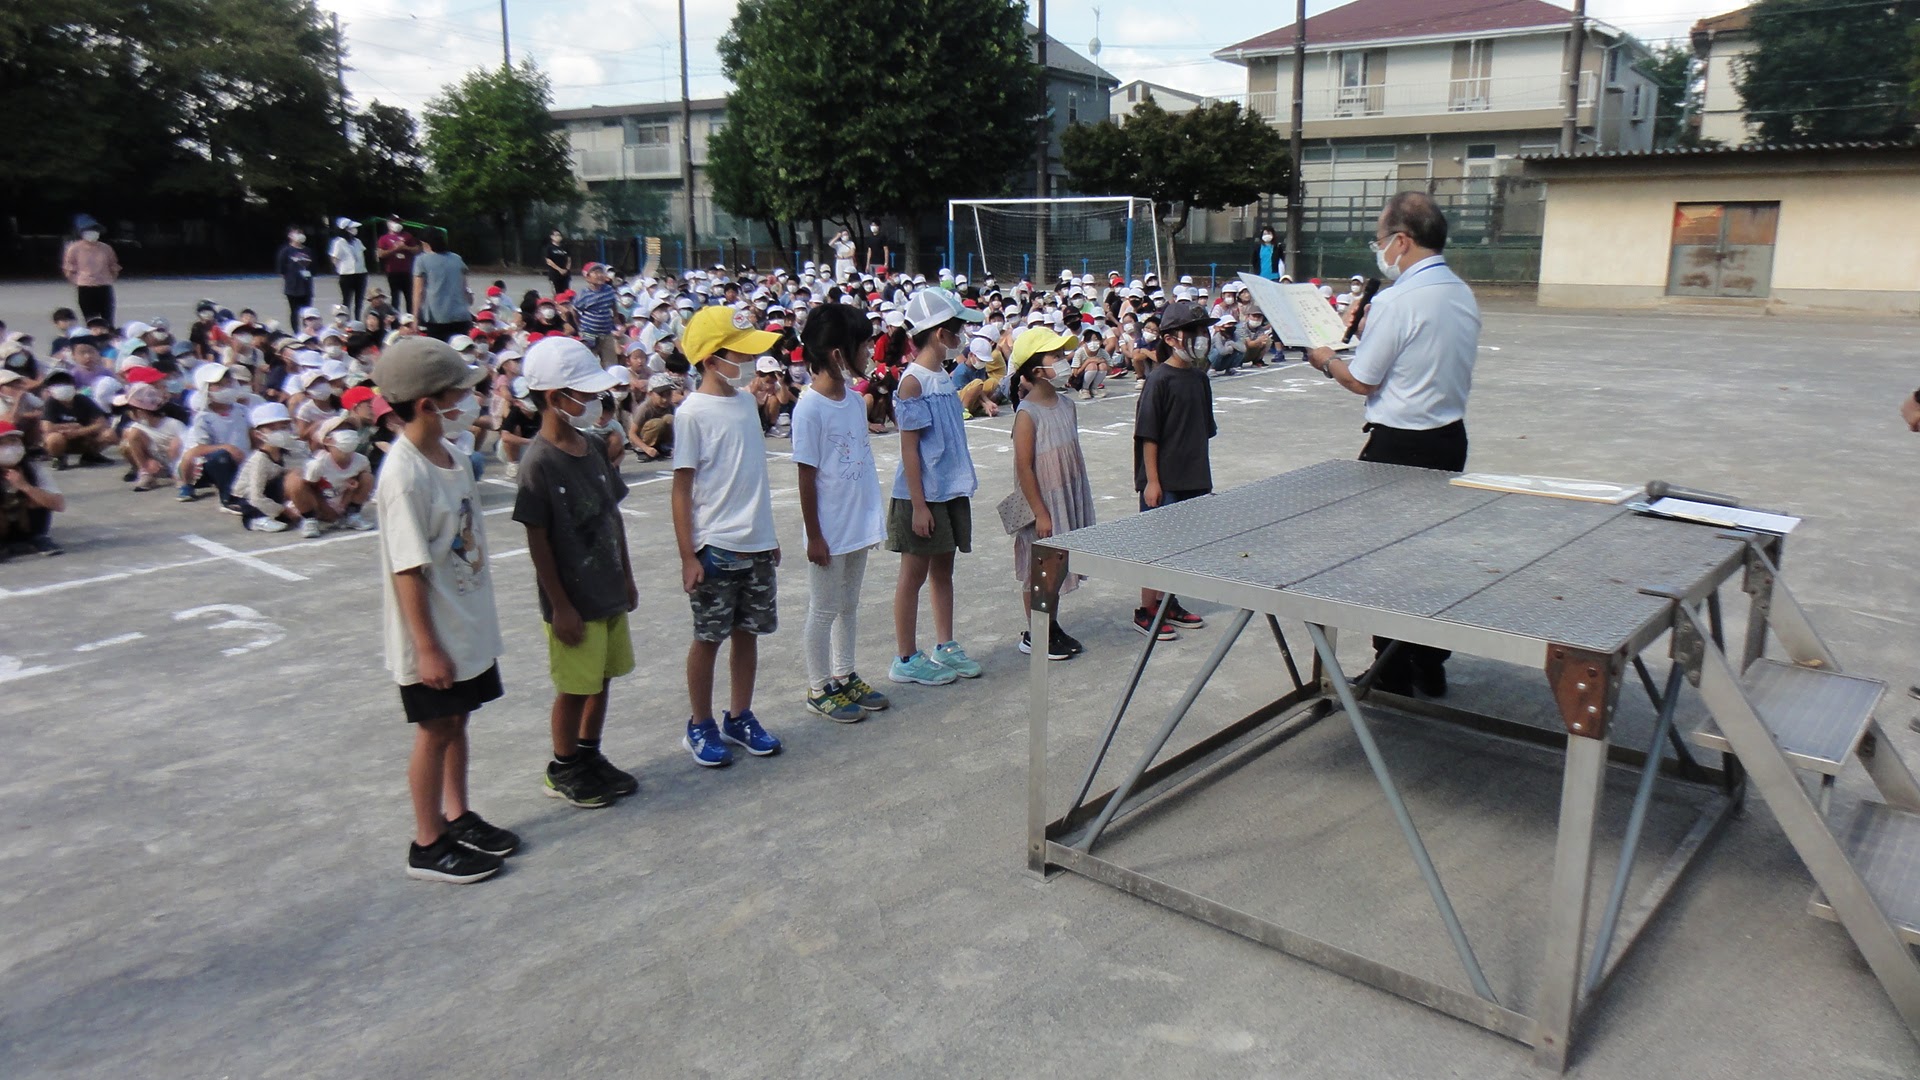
[1019,630,1071,660]
[841,671,891,711]
[890,651,958,686]
[1163,598,1206,628]
[931,640,982,678]
[583,749,639,797]
[683,718,734,767]
[249,517,290,533]
[406,834,501,883]
[720,709,782,756]
[445,810,520,856]
[806,680,865,723]
[1134,608,1179,640]
[544,758,617,806]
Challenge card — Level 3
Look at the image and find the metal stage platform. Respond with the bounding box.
[1024,460,1920,1070]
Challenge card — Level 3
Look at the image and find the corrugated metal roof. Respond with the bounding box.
[1519,141,1919,162]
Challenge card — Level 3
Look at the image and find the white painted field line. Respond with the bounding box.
[181,534,309,582]
[74,631,146,652]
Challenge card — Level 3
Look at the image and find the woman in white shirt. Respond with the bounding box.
[329,218,368,320]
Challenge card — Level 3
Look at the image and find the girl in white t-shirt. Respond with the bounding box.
[292,369,341,443]
[791,305,889,722]
[120,383,187,491]
[303,416,375,531]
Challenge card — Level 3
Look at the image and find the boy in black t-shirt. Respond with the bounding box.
[1131,301,1217,640]
[38,371,111,467]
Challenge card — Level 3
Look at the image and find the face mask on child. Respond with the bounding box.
[563,394,603,431]
[434,393,478,431]
[327,430,361,453]
[211,384,246,405]
[0,444,25,466]
[48,385,76,402]
[265,429,297,450]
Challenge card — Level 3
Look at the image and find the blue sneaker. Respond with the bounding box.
[175,484,197,502]
[890,651,959,686]
[932,640,982,679]
[841,671,891,712]
[720,709,781,756]
[683,718,733,767]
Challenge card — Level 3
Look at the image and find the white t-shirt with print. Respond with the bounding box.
[304,449,371,509]
[790,385,884,556]
[375,434,501,686]
[671,389,776,553]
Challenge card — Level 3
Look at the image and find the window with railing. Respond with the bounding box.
[1449,40,1493,111]
[1334,50,1386,116]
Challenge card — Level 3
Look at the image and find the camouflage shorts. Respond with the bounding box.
[689,550,778,642]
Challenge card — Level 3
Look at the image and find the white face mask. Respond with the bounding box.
[233,334,254,349]
[327,430,360,453]
[539,307,556,320]
[211,384,245,405]
[324,345,344,359]
[48,385,76,402]
[290,232,305,244]
[711,355,753,389]
[1375,237,1404,282]
[81,230,101,242]
[311,385,336,402]
[387,222,403,233]
[434,393,478,431]
[0,444,24,466]
[265,428,297,449]
[562,394,603,431]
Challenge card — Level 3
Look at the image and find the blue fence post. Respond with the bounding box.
[1022,253,1029,282]
[945,218,954,279]
[748,248,756,268]
[1123,216,1135,282]
[1209,263,1217,292]
[676,241,685,274]
[597,235,607,264]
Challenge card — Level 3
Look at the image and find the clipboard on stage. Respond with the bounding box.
[1235,273,1354,351]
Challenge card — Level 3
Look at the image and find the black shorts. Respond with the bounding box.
[1138,487,1211,514]
[398,662,503,724]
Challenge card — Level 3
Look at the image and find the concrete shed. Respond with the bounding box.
[1522,142,1920,315]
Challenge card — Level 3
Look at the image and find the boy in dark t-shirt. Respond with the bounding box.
[513,337,638,810]
[1131,301,1217,640]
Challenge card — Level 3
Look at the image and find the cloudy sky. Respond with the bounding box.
[332,0,1730,114]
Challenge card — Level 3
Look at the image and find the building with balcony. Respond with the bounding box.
[551,98,732,240]
[1691,8,1756,147]
[1209,0,1657,238]
[1024,24,1120,197]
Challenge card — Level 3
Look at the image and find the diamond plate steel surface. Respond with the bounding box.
[1826,801,1920,944]
[1157,478,1504,589]
[1289,496,1624,617]
[1438,514,1747,652]
[1047,458,1414,562]
[1690,659,1885,773]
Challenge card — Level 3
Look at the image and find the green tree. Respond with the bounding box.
[1634,40,1699,147]
[350,101,428,214]
[0,0,349,218]
[587,180,672,236]
[1062,98,1292,260]
[1736,0,1920,141]
[715,0,1037,267]
[422,62,574,264]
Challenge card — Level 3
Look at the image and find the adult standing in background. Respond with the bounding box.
[61,215,121,326]
[275,225,315,325]
[831,229,857,282]
[1252,224,1284,282]
[330,218,368,319]
[413,228,472,342]
[543,229,572,296]
[377,216,421,315]
[1306,192,1478,698]
[863,221,891,276]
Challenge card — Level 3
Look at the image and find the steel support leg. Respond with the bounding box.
[1065,594,1172,821]
[1585,663,1686,996]
[1533,732,1609,1071]
[1305,623,1499,1005]
[1266,614,1305,691]
[1633,655,1703,777]
[1079,609,1254,855]
[1027,605,1054,876]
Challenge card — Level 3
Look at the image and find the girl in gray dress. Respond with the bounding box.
[1010,327,1095,660]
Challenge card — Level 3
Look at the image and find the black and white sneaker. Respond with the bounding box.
[583,750,639,798]
[1019,630,1071,661]
[1163,598,1206,629]
[406,834,502,883]
[445,811,520,856]
[1052,623,1085,656]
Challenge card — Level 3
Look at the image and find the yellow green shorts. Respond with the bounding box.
[546,612,635,696]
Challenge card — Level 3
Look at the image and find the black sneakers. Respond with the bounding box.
[445,810,520,856]
[544,759,617,808]
[1163,598,1206,629]
[406,833,502,883]
[583,749,639,797]
[1019,630,1072,660]
[1052,623,1085,656]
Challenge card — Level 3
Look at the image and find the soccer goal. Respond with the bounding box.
[948,197,1162,287]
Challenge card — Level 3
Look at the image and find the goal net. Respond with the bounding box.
[948,197,1162,288]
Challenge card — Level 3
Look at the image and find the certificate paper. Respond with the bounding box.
[1236,273,1355,350]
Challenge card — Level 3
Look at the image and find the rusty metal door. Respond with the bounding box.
[1667,202,1779,298]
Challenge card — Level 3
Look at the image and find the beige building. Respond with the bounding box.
[1214,0,1657,217]
[552,98,730,238]
[1525,143,1920,314]
[1691,8,1757,147]
[1110,80,1205,120]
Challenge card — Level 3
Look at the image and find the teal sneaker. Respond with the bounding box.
[889,651,959,686]
[841,671,891,711]
[806,680,865,723]
[931,640,982,679]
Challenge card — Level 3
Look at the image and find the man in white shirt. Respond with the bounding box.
[330,218,368,320]
[1305,191,1479,698]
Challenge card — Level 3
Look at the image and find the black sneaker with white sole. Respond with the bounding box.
[1163,598,1205,628]
[1133,607,1179,640]
[406,834,502,883]
[444,811,520,856]
[1019,630,1071,660]
[1052,623,1084,656]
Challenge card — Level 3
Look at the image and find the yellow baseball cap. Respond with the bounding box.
[681,305,780,364]
[1011,326,1078,368]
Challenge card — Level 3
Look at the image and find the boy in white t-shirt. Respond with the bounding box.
[304,415,375,533]
[372,337,517,884]
[672,306,785,768]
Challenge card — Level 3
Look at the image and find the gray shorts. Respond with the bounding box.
[689,551,778,642]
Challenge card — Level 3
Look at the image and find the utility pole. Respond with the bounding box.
[331,13,349,139]
[678,0,697,273]
[1560,0,1586,154]
[1033,0,1050,284]
[1286,0,1305,271]
[499,0,511,67]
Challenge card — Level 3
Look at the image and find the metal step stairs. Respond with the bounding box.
[1675,548,1920,1038]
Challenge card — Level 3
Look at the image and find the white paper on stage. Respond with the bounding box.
[1235,273,1354,350]
[1641,497,1801,535]
[1450,473,1642,503]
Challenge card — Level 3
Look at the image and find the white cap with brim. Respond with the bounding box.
[523,336,619,393]
[249,402,291,426]
[902,288,982,335]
